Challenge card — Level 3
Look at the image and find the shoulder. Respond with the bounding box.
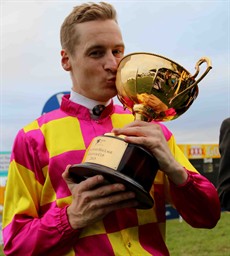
[220,118,230,142]
[21,108,66,135]
[220,118,230,131]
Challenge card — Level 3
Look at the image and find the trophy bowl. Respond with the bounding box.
[116,52,212,121]
[69,52,212,209]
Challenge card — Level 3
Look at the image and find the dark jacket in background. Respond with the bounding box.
[217,117,230,210]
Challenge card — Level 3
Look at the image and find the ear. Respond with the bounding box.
[61,49,71,71]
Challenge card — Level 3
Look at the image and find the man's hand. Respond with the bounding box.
[62,166,138,229]
[112,120,188,185]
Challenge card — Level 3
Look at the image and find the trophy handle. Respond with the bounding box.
[190,57,212,87]
[169,57,212,105]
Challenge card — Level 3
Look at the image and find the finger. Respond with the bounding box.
[86,190,137,213]
[87,191,136,209]
[98,191,136,206]
[77,175,105,193]
[90,198,139,224]
[107,198,139,210]
[90,183,126,199]
[112,127,141,137]
[62,164,72,182]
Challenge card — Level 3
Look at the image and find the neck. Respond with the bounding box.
[70,89,111,109]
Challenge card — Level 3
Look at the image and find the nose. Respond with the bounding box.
[104,53,119,73]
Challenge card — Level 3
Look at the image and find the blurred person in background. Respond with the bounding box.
[217,117,230,211]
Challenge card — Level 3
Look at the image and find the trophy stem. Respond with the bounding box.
[133,104,151,122]
[134,112,149,121]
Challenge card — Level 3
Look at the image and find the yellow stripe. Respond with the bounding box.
[154,170,164,185]
[79,220,106,238]
[40,165,56,206]
[23,120,39,132]
[62,249,75,256]
[137,208,157,226]
[57,196,72,209]
[109,227,152,256]
[168,135,198,173]
[41,116,86,157]
[158,222,166,241]
[3,161,42,227]
[111,113,134,128]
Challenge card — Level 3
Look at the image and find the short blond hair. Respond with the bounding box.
[60,2,118,55]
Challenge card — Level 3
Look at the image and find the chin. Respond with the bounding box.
[101,89,117,101]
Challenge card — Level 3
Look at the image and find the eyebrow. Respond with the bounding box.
[86,43,125,52]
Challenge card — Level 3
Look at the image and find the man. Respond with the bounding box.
[2,2,220,255]
[217,117,230,211]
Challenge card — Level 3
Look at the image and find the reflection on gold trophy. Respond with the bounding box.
[69,52,212,209]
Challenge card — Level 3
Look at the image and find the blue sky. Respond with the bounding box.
[1,0,229,151]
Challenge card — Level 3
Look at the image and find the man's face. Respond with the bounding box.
[61,19,125,101]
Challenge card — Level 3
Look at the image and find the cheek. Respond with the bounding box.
[85,65,102,80]
[77,67,94,82]
[77,59,103,84]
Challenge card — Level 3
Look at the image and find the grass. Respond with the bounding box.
[166,211,230,256]
[0,212,229,255]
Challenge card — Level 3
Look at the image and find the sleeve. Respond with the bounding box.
[164,128,220,229]
[217,118,230,210]
[169,170,221,228]
[2,129,81,256]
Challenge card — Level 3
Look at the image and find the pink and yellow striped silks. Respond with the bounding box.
[2,95,220,256]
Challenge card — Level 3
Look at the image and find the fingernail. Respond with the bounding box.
[129,192,136,198]
[116,184,125,190]
[97,175,104,181]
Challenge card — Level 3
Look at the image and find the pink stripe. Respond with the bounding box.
[37,109,68,126]
[139,223,169,255]
[49,150,85,199]
[113,104,131,114]
[153,184,166,222]
[11,129,48,184]
[74,234,115,256]
[79,105,129,148]
[103,208,138,233]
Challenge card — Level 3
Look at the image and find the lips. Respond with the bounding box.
[106,77,116,87]
[107,77,116,82]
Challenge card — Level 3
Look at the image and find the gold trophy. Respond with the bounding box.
[69,52,212,209]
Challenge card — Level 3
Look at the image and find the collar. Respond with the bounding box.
[61,94,114,120]
[70,89,111,115]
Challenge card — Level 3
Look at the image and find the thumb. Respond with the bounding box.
[62,164,73,185]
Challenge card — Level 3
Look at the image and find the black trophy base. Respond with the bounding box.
[68,140,159,209]
[69,162,154,209]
